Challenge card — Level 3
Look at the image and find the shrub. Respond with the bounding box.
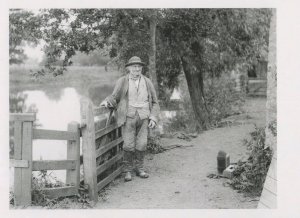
[229,126,273,196]
[164,74,245,133]
[147,134,164,154]
[204,75,246,127]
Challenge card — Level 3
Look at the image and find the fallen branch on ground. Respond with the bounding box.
[163,144,194,151]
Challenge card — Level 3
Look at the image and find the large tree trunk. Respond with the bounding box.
[148,10,159,94]
[181,56,209,131]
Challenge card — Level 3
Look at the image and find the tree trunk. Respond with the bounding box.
[181,56,209,131]
[149,10,159,94]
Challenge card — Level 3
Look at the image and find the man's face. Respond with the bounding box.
[128,64,143,75]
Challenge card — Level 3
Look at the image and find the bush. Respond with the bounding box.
[204,75,246,127]
[147,135,165,154]
[165,74,245,133]
[229,126,273,196]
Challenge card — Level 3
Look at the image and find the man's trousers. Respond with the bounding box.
[122,112,148,172]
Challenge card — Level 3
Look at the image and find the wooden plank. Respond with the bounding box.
[96,137,123,157]
[66,122,81,189]
[257,200,270,209]
[20,121,33,206]
[95,122,120,139]
[13,121,23,206]
[32,160,77,171]
[258,157,277,209]
[97,166,123,191]
[258,188,277,208]
[10,159,29,168]
[263,175,277,195]
[40,186,78,199]
[97,152,123,175]
[80,97,98,203]
[10,113,36,122]
[33,129,78,140]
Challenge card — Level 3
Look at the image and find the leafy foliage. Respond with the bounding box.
[229,126,274,196]
[9,9,43,64]
[165,74,245,133]
[204,75,245,127]
[147,135,165,154]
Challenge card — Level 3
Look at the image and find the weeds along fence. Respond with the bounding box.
[80,97,124,203]
[9,113,81,207]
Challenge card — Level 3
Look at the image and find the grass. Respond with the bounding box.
[9,65,121,93]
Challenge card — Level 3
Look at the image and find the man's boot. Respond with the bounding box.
[123,150,134,182]
[135,150,149,178]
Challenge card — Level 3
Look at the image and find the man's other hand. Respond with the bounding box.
[148,120,156,129]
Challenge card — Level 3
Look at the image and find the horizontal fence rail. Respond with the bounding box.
[32,160,77,171]
[95,123,122,139]
[33,129,78,140]
[96,137,123,157]
[10,113,36,122]
[41,186,78,199]
[97,166,123,191]
[96,152,123,175]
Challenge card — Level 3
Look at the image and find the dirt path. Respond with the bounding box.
[95,97,266,209]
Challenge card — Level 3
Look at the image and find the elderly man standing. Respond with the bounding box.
[100,56,160,182]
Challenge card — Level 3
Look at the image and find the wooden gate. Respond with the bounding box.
[10,113,81,206]
[80,97,124,203]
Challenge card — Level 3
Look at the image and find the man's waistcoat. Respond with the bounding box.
[127,76,150,119]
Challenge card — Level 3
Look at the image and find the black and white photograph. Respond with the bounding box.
[2,0,300,216]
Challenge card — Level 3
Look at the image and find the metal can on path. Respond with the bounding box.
[217,150,230,174]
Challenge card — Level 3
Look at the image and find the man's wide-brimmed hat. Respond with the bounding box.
[125,56,145,67]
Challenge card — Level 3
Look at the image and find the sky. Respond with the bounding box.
[24,42,44,62]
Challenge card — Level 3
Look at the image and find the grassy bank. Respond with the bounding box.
[9,65,121,93]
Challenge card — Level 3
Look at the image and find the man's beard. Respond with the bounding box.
[129,71,141,80]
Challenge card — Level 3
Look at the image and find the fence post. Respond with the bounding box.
[13,121,23,206]
[66,122,80,192]
[80,97,98,203]
[20,120,33,206]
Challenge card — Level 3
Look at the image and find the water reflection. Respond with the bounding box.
[88,84,114,106]
[24,88,81,131]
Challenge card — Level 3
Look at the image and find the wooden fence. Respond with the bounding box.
[10,113,81,206]
[80,97,124,203]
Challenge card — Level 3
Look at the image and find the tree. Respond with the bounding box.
[11,9,271,130]
[157,9,271,130]
[148,9,159,92]
[9,9,42,64]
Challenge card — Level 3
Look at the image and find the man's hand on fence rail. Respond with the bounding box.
[99,100,111,108]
